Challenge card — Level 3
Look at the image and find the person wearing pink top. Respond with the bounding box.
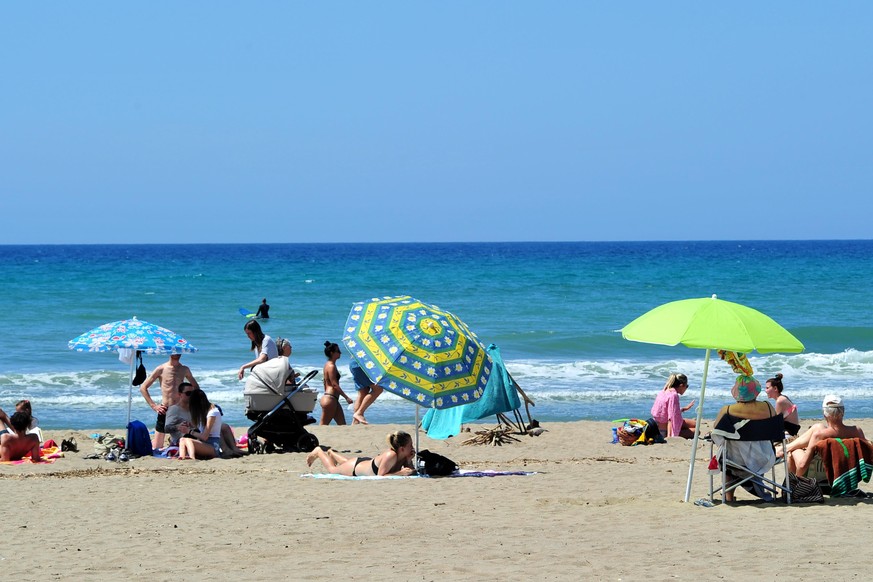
[650,373,696,439]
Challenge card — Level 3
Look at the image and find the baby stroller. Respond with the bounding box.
[244,356,320,454]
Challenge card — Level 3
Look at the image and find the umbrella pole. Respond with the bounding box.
[415,404,420,465]
[127,355,135,427]
[684,348,711,503]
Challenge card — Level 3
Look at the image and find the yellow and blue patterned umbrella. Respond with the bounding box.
[342,296,491,409]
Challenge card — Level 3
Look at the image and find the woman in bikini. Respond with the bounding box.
[764,373,801,436]
[306,430,417,477]
[320,341,353,425]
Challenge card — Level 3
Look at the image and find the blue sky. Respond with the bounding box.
[2,3,871,244]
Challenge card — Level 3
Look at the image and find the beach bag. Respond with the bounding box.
[126,420,153,457]
[617,419,645,445]
[617,418,664,446]
[786,472,824,503]
[417,449,458,476]
[131,351,147,386]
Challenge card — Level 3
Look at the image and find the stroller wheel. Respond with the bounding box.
[247,435,262,455]
[265,442,276,454]
[297,432,319,453]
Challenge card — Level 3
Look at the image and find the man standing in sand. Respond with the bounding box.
[0,412,42,462]
[140,354,199,449]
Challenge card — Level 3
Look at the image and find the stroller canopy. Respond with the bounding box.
[244,356,293,397]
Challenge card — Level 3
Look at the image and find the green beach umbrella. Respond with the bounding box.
[621,295,804,502]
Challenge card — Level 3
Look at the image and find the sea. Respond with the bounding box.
[1,240,872,431]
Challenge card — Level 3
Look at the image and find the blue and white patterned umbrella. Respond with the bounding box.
[68,317,198,354]
[68,317,198,424]
[342,296,490,409]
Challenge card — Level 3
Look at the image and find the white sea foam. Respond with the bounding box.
[6,350,873,427]
[5,350,873,403]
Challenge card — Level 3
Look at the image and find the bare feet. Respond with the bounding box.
[306,449,319,467]
[353,413,368,424]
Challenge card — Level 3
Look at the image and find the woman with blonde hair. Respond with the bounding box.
[306,430,417,477]
[650,373,696,439]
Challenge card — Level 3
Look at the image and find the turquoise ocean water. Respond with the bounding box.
[1,241,872,430]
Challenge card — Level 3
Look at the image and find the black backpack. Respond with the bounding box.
[416,449,458,476]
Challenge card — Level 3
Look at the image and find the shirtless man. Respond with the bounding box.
[0,412,42,462]
[778,394,866,476]
[140,354,199,449]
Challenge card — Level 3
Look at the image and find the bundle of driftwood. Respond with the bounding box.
[461,426,522,446]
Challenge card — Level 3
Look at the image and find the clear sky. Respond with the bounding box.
[2,3,871,244]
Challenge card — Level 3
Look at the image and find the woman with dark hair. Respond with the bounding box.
[237,320,278,380]
[306,430,416,476]
[178,389,223,460]
[650,373,696,439]
[764,373,801,436]
[320,341,353,425]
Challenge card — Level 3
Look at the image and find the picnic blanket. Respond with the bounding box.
[812,437,873,496]
[0,445,63,465]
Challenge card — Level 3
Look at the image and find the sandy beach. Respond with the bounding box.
[3,419,873,581]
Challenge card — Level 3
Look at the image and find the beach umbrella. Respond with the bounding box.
[342,296,491,451]
[68,317,198,424]
[620,295,804,502]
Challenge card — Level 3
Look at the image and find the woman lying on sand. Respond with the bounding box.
[306,430,416,476]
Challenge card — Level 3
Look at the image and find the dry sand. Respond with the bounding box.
[2,419,873,581]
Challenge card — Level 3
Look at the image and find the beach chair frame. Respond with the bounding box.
[708,414,792,505]
[495,373,536,434]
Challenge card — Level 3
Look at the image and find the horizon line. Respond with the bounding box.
[0,238,871,247]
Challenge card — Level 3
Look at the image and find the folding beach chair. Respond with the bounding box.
[421,344,535,439]
[709,414,792,504]
[495,372,536,434]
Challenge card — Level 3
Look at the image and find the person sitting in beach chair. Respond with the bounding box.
[778,395,866,477]
[709,375,790,503]
[807,437,873,497]
[0,412,42,462]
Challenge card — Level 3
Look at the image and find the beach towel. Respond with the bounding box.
[812,437,873,496]
[299,469,536,480]
[0,445,63,465]
[422,344,522,439]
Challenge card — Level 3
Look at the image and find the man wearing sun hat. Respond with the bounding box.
[779,394,868,476]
